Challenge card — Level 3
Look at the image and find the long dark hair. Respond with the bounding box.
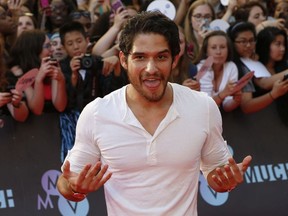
[9,29,46,73]
[256,26,288,71]
[0,39,7,90]
[257,27,288,127]
[227,21,256,77]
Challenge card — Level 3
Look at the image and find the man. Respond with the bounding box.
[57,11,252,215]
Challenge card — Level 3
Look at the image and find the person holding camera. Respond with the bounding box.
[58,21,125,161]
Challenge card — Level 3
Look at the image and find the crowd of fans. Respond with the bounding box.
[1,0,288,159]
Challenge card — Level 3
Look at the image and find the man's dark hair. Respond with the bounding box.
[119,11,180,60]
[59,21,87,45]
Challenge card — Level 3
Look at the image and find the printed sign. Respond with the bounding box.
[16,68,38,92]
[195,56,214,81]
[231,71,254,94]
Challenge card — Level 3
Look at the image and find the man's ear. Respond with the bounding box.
[119,51,128,70]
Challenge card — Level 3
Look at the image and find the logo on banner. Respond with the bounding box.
[0,189,14,209]
[38,170,90,215]
[198,145,233,206]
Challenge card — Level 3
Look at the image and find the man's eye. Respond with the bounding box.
[158,55,168,60]
[134,56,145,60]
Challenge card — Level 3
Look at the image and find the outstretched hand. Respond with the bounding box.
[208,155,252,192]
[61,160,112,200]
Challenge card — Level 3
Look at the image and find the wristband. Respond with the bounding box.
[217,93,224,100]
[269,92,275,101]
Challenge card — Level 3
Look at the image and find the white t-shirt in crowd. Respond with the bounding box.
[197,61,238,107]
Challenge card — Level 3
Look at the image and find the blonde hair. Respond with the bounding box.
[184,0,215,63]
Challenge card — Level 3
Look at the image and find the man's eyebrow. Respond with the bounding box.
[130,49,170,55]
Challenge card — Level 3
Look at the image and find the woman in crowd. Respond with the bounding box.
[170,25,200,91]
[91,5,137,56]
[0,38,29,122]
[0,4,18,55]
[196,30,241,112]
[8,29,67,115]
[39,0,76,36]
[17,12,37,37]
[233,1,285,33]
[256,26,288,126]
[184,0,215,63]
[227,21,288,113]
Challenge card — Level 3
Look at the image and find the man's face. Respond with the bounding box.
[63,31,88,57]
[120,33,179,102]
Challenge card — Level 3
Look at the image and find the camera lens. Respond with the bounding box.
[81,54,94,69]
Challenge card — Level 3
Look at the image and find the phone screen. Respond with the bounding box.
[111,0,125,13]
[40,0,50,8]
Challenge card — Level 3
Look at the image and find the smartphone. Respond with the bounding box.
[111,0,125,13]
[201,18,210,31]
[5,85,15,93]
[40,0,50,9]
[49,57,58,66]
[283,74,288,81]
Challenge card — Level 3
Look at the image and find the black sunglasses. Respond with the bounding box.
[69,11,91,19]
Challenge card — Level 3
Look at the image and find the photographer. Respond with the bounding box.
[59,21,126,161]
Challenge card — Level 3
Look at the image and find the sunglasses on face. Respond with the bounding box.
[69,11,91,19]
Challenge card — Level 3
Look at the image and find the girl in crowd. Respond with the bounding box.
[227,21,288,113]
[170,26,200,91]
[184,0,215,63]
[17,12,37,37]
[233,1,285,33]
[256,26,288,126]
[0,38,29,122]
[196,30,241,112]
[39,0,76,36]
[8,29,67,115]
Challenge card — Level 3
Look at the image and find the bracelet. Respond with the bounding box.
[217,93,224,100]
[269,92,275,101]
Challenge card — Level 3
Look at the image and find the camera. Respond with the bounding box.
[80,54,94,70]
[4,85,15,93]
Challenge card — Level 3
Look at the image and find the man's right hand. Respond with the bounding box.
[57,160,112,202]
